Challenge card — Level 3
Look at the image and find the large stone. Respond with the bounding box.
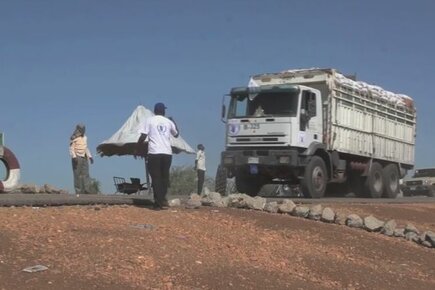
[189,193,202,201]
[207,191,221,200]
[185,198,201,209]
[334,212,347,225]
[422,241,433,248]
[393,228,405,238]
[215,200,228,208]
[292,206,310,218]
[264,202,279,213]
[404,223,419,235]
[221,197,230,208]
[308,204,323,220]
[418,232,428,244]
[321,207,335,223]
[363,215,385,232]
[278,199,296,214]
[381,220,397,236]
[168,199,181,207]
[59,189,69,195]
[201,192,223,207]
[21,184,40,194]
[227,194,253,209]
[346,214,363,228]
[423,231,435,247]
[405,231,419,242]
[44,184,57,194]
[247,196,267,211]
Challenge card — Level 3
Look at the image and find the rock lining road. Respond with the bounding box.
[0,193,434,207]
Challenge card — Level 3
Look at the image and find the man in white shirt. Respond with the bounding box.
[195,144,206,195]
[137,103,179,209]
[69,124,94,194]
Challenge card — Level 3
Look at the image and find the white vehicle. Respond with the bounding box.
[215,68,416,198]
[402,168,435,197]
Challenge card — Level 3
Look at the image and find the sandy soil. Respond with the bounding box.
[0,203,434,290]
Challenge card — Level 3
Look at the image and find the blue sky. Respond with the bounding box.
[1,0,434,193]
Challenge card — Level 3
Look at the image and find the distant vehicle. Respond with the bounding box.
[402,168,435,197]
[215,68,417,198]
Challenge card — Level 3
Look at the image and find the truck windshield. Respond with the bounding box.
[413,169,435,178]
[228,92,299,118]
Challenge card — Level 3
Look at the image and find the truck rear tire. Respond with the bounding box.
[301,156,327,198]
[365,162,384,198]
[382,164,399,198]
[235,174,262,197]
[215,165,228,196]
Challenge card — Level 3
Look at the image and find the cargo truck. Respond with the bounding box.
[215,68,416,198]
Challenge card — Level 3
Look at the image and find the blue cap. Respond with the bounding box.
[154,102,167,114]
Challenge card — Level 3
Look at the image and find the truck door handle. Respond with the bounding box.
[314,134,318,140]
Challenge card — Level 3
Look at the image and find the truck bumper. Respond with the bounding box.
[221,149,301,169]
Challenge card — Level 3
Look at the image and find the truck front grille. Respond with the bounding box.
[235,137,278,142]
[229,135,286,145]
[406,180,422,186]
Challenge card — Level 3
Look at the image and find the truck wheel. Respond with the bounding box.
[235,174,262,197]
[215,165,228,196]
[365,162,384,198]
[382,164,399,198]
[301,156,327,198]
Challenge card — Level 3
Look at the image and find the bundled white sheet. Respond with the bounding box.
[97,105,195,156]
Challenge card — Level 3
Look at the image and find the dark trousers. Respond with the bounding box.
[147,154,172,206]
[72,157,91,194]
[197,169,205,195]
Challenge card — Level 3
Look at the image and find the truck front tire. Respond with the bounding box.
[382,164,399,198]
[301,156,327,198]
[215,165,228,196]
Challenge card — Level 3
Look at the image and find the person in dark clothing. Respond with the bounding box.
[137,103,179,209]
[195,144,206,195]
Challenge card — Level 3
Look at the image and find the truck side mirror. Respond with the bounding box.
[221,104,226,123]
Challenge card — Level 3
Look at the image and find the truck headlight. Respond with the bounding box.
[423,180,430,185]
[223,156,234,165]
[279,156,290,164]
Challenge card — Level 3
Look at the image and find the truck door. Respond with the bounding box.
[297,90,323,147]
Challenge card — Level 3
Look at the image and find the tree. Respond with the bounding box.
[168,165,214,195]
[89,178,101,194]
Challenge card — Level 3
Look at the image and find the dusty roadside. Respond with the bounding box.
[0,204,434,290]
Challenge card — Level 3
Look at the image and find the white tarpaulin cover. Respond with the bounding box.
[97,105,195,157]
[249,68,414,109]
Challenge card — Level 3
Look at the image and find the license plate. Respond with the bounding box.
[243,123,260,130]
[248,157,259,164]
[410,186,416,191]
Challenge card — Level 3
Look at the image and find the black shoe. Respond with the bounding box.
[152,202,167,210]
[152,202,162,210]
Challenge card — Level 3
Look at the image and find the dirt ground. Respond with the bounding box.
[0,203,434,290]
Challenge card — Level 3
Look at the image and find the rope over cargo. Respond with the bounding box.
[0,146,21,193]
